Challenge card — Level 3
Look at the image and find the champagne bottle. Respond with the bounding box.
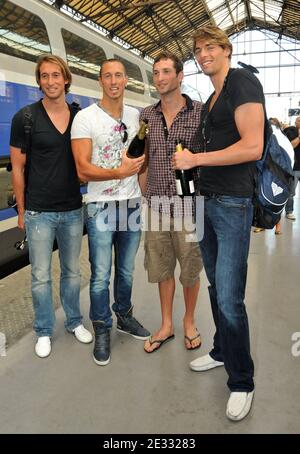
[126,120,149,158]
[174,139,195,197]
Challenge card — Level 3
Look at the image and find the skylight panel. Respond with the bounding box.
[205,0,225,10]
[250,1,283,24]
[212,8,234,29]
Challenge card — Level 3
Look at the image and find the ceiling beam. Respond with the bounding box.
[79,0,162,54]
[200,0,216,25]
[243,0,252,24]
[62,0,300,61]
[136,2,194,58]
[79,0,174,19]
[225,0,235,26]
[175,0,194,28]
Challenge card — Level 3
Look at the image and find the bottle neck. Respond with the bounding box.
[175,142,183,153]
[137,122,147,140]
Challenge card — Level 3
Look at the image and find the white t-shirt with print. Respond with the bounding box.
[71,103,141,202]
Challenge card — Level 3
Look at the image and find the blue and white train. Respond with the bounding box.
[0,0,159,228]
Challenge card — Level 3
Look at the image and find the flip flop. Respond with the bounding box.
[184,331,202,350]
[144,334,175,353]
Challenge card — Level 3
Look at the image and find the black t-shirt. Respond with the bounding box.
[283,126,300,171]
[10,100,82,212]
[294,144,300,171]
[196,68,265,197]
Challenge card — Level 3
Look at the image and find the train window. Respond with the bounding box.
[114,55,144,94]
[62,29,106,80]
[0,0,50,62]
[146,71,159,99]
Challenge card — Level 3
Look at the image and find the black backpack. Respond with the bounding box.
[252,131,293,228]
[224,69,293,229]
[20,100,81,154]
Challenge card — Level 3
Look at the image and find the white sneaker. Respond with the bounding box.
[286,213,296,220]
[35,336,51,358]
[72,324,93,344]
[226,391,254,421]
[190,353,224,371]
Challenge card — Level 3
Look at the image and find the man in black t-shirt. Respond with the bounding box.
[173,26,265,422]
[284,117,300,220]
[10,54,92,358]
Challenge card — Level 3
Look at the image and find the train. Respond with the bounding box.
[0,0,161,229]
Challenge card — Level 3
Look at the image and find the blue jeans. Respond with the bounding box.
[25,208,83,337]
[85,199,141,329]
[285,170,300,214]
[200,195,254,392]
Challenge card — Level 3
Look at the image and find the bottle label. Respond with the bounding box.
[176,179,183,196]
[189,180,195,194]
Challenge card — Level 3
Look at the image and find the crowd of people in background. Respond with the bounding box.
[253,115,300,235]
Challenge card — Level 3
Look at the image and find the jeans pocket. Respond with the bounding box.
[85,203,100,220]
[216,196,251,208]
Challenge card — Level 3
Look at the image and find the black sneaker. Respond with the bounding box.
[92,321,111,366]
[116,306,150,340]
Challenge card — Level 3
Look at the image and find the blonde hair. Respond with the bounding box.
[193,26,233,58]
[35,54,72,93]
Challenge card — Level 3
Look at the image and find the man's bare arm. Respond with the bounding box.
[173,103,264,170]
[10,146,26,230]
[71,138,145,181]
[291,136,300,149]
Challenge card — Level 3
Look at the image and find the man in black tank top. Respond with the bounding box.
[173,26,265,421]
[10,54,92,359]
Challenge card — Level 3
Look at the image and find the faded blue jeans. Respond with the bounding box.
[285,170,300,214]
[85,199,141,329]
[25,208,83,337]
[200,195,254,392]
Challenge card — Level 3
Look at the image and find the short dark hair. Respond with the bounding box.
[35,54,72,93]
[153,51,183,75]
[99,58,127,77]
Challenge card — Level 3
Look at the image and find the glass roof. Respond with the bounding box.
[40,0,300,61]
[207,0,285,29]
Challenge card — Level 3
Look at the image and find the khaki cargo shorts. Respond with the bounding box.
[144,209,203,287]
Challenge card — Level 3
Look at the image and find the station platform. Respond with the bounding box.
[0,205,300,434]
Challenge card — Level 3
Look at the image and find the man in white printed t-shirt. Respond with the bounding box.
[71,59,150,366]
